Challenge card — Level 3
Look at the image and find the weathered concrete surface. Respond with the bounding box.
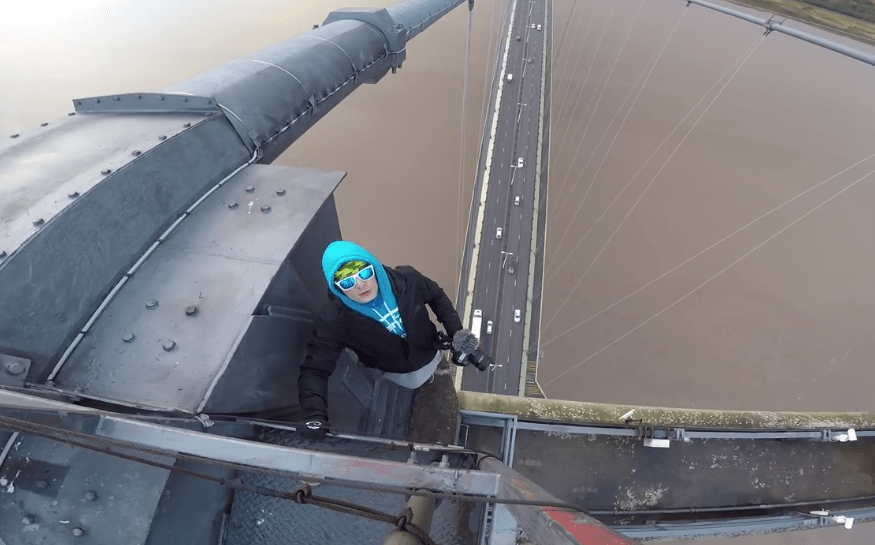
[408,359,460,445]
[457,391,875,430]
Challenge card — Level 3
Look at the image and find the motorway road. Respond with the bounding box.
[462,0,546,395]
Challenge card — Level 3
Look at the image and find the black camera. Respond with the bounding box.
[439,331,493,371]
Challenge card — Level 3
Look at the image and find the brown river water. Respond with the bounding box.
[3,0,875,542]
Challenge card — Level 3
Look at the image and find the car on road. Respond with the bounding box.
[531,23,535,29]
[516,35,520,41]
[508,262,515,274]
[537,24,542,31]
[506,73,513,82]
[486,320,493,335]
[514,195,520,206]
[496,227,502,239]
[517,157,524,168]
[514,309,521,322]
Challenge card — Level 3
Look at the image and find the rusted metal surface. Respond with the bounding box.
[479,458,638,545]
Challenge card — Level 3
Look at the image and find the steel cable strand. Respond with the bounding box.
[544,34,766,334]
[545,6,690,288]
[550,0,597,143]
[457,7,475,298]
[0,414,586,512]
[545,148,875,385]
[543,148,875,346]
[547,0,647,262]
[549,0,618,191]
[4,427,443,545]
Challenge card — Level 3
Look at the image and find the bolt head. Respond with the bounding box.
[72,527,85,537]
[33,219,45,227]
[132,150,141,156]
[113,96,120,101]
[22,515,35,524]
[122,333,135,343]
[68,112,76,116]
[10,134,19,138]
[0,251,7,259]
[163,340,177,351]
[68,191,80,198]
[101,169,111,175]
[5,362,25,375]
[41,122,49,127]
[276,189,286,196]
[146,299,159,310]
[228,202,239,210]
[36,480,49,489]
[159,135,167,141]
[84,490,98,501]
[185,306,198,317]
[245,186,255,193]
[183,122,191,128]
[261,205,271,213]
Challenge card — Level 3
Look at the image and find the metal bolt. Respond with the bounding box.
[183,122,191,128]
[159,95,165,101]
[84,490,98,501]
[22,515,35,524]
[101,169,111,175]
[5,362,25,375]
[245,186,255,193]
[10,134,19,138]
[183,98,189,102]
[95,98,100,103]
[185,306,198,317]
[41,122,49,127]
[132,150,141,156]
[35,480,49,489]
[122,333,135,343]
[113,96,120,101]
[261,205,271,213]
[0,251,7,259]
[68,191,80,198]
[72,527,85,537]
[228,202,239,210]
[163,340,176,351]
[146,299,159,310]
[159,135,167,141]
[276,189,286,196]
[68,112,76,116]
[33,218,45,227]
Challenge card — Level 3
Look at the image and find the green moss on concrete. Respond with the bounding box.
[458,392,875,430]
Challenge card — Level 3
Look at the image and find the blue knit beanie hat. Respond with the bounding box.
[321,240,399,318]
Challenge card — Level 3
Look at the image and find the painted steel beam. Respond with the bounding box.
[93,416,500,496]
[480,458,639,545]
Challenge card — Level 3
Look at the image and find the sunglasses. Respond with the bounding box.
[335,265,375,291]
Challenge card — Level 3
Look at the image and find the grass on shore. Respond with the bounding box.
[727,0,875,45]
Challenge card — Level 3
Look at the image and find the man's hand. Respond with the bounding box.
[299,420,329,441]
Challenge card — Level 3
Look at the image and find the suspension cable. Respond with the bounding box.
[0,413,588,513]
[457,4,475,300]
[545,34,766,332]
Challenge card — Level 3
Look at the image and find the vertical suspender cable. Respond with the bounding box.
[457,4,475,299]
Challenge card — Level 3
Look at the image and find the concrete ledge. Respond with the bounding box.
[457,391,875,430]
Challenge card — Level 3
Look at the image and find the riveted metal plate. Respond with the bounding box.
[0,434,171,545]
[0,354,31,387]
[52,165,343,413]
[73,93,219,115]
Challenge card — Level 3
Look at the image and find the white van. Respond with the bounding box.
[486,320,493,335]
[514,196,520,206]
[514,309,521,323]
[517,157,524,168]
[496,227,503,239]
[506,73,513,82]
[537,24,542,31]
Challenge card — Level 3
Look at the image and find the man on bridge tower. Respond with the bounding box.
[297,240,487,439]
